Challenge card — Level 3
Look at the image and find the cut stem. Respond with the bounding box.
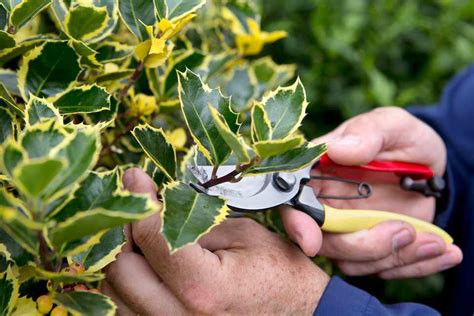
[201,157,259,189]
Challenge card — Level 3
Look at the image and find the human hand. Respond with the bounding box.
[103,168,330,315]
[280,107,462,278]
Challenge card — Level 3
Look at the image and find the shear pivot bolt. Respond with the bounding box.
[274,173,296,192]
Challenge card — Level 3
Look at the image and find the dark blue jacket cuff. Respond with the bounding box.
[314,276,440,316]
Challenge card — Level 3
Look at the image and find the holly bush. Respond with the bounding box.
[0,0,329,314]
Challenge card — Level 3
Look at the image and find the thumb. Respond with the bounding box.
[327,116,385,166]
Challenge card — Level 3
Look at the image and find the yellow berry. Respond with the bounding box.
[36,295,53,314]
[51,306,68,316]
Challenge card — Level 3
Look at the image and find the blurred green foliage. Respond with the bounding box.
[261,0,474,137]
[260,0,474,307]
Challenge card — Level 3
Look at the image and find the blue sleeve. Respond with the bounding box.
[407,65,474,315]
[315,65,474,316]
[314,277,439,316]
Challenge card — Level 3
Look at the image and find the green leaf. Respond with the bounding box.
[0,241,13,273]
[0,229,34,266]
[52,169,119,222]
[72,227,124,272]
[209,106,250,164]
[178,69,238,165]
[24,95,61,125]
[0,189,39,255]
[30,266,104,283]
[0,4,7,30]
[70,40,102,70]
[18,41,81,99]
[0,106,14,144]
[253,135,304,159]
[54,291,115,315]
[53,85,111,114]
[21,125,66,158]
[95,69,133,83]
[251,57,296,97]
[0,31,15,50]
[65,4,109,41]
[85,96,118,124]
[49,194,157,246]
[251,103,271,142]
[45,127,101,196]
[223,64,257,112]
[0,38,44,67]
[144,158,166,187]
[0,266,19,316]
[158,0,206,21]
[13,158,66,198]
[0,69,19,96]
[118,0,155,41]
[162,182,228,252]
[132,124,176,180]
[247,142,327,174]
[261,78,308,140]
[95,42,133,63]
[0,140,25,177]
[9,0,51,29]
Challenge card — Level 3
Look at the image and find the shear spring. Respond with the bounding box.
[310,175,372,200]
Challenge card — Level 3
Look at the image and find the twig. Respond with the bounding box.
[201,157,259,189]
[119,61,144,99]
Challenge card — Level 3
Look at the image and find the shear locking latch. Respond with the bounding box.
[400,175,445,198]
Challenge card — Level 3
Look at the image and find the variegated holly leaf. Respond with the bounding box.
[251,57,296,98]
[252,135,304,159]
[71,227,124,272]
[48,169,157,247]
[70,40,102,70]
[28,266,104,283]
[9,0,52,30]
[251,103,271,142]
[0,69,19,96]
[248,142,327,175]
[85,96,119,125]
[144,158,166,188]
[53,85,111,114]
[24,95,61,125]
[18,41,81,99]
[0,106,14,143]
[0,228,33,267]
[65,4,109,41]
[223,64,257,112]
[155,0,206,21]
[118,0,156,41]
[260,78,308,140]
[162,182,228,252]
[0,31,15,50]
[54,291,115,315]
[95,42,133,63]
[0,82,22,116]
[178,69,239,165]
[132,124,176,180]
[0,265,19,316]
[0,189,40,255]
[209,106,250,164]
[0,4,7,29]
[0,37,45,67]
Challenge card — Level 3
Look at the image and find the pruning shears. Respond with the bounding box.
[189,153,453,244]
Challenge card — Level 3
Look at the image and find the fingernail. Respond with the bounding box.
[416,242,442,260]
[440,253,459,270]
[334,135,361,147]
[392,229,414,251]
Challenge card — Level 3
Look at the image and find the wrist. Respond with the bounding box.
[301,264,330,314]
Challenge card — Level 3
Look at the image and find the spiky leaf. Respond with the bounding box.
[162,182,228,252]
[54,291,115,315]
[65,4,109,41]
[9,0,51,29]
[53,85,111,114]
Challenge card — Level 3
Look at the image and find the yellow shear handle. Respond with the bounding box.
[321,205,453,244]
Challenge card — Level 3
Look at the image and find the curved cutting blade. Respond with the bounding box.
[188,165,312,210]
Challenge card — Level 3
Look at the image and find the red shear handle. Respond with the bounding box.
[316,153,434,183]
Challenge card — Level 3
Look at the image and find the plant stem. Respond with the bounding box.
[38,232,54,271]
[119,61,144,99]
[201,158,259,189]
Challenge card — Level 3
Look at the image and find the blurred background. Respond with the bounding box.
[261,0,474,136]
[260,0,474,309]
